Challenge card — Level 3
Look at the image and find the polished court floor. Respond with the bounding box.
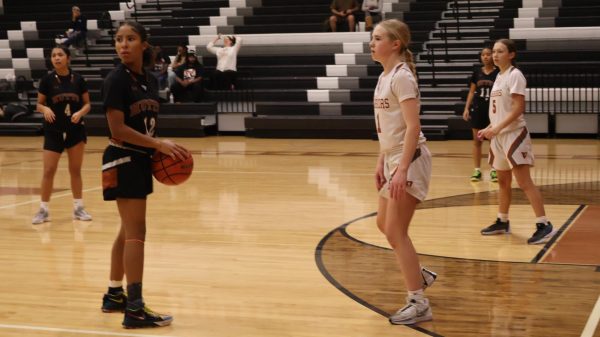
[0,136,598,337]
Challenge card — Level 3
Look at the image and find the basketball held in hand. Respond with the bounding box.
[151,152,194,186]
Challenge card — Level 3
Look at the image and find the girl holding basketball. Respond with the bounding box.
[478,39,554,244]
[100,21,188,329]
[32,45,92,224]
[371,19,436,325]
[463,47,499,182]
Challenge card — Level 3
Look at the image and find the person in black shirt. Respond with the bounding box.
[462,47,499,182]
[170,50,204,102]
[100,21,188,329]
[32,45,92,225]
[56,6,87,48]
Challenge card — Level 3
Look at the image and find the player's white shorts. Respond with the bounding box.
[488,127,534,171]
[379,144,432,202]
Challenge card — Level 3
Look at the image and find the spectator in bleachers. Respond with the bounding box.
[170,50,204,102]
[55,6,87,49]
[329,0,359,32]
[167,45,187,88]
[462,47,498,182]
[150,46,171,90]
[362,0,383,31]
[32,45,92,225]
[207,34,242,90]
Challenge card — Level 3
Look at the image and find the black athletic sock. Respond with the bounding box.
[108,286,124,295]
[127,282,142,306]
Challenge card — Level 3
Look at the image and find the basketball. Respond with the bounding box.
[151,152,194,186]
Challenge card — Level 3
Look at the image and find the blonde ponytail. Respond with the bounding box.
[403,48,417,80]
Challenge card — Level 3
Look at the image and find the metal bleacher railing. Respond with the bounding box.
[525,71,600,136]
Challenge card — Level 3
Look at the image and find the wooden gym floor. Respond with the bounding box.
[0,136,598,337]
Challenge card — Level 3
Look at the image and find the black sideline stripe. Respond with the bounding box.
[531,204,586,263]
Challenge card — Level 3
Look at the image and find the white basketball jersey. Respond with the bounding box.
[374,63,426,152]
[489,66,527,134]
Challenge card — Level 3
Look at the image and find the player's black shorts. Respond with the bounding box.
[469,103,491,130]
[43,124,87,153]
[102,146,153,201]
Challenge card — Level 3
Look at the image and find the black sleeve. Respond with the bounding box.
[164,55,171,65]
[77,74,88,94]
[38,75,51,96]
[174,65,184,79]
[102,71,128,112]
[196,65,204,78]
[469,69,478,85]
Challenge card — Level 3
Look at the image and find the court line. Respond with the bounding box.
[0,323,179,337]
[0,186,101,210]
[315,212,444,337]
[580,295,600,337]
[532,204,586,263]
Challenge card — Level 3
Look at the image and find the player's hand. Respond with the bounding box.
[71,111,83,124]
[389,168,408,200]
[375,163,386,191]
[462,109,470,121]
[479,126,497,140]
[158,139,189,161]
[43,109,56,123]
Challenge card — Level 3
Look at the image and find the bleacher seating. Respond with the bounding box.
[0,0,597,138]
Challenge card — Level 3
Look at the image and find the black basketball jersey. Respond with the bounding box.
[469,67,499,113]
[38,70,88,132]
[102,63,160,155]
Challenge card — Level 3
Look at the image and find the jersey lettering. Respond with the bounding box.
[144,116,156,136]
[374,98,390,109]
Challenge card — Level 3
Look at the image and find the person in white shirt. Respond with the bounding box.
[361,0,383,31]
[371,19,437,326]
[207,34,242,90]
[478,38,555,245]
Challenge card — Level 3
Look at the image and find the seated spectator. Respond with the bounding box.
[55,6,87,49]
[150,46,171,90]
[170,51,204,103]
[329,0,359,32]
[207,34,242,90]
[362,0,383,31]
[168,45,187,88]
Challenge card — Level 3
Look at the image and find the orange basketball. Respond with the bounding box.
[151,152,193,186]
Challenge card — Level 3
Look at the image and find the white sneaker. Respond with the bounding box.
[32,208,49,224]
[389,297,432,325]
[73,206,92,221]
[421,267,437,289]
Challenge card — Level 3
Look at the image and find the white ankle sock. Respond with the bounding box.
[498,213,509,222]
[73,199,83,210]
[408,289,424,298]
[109,280,123,288]
[536,216,548,225]
[40,201,49,211]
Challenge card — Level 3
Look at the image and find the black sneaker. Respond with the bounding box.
[481,218,510,235]
[123,300,173,329]
[102,292,127,313]
[527,222,555,245]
